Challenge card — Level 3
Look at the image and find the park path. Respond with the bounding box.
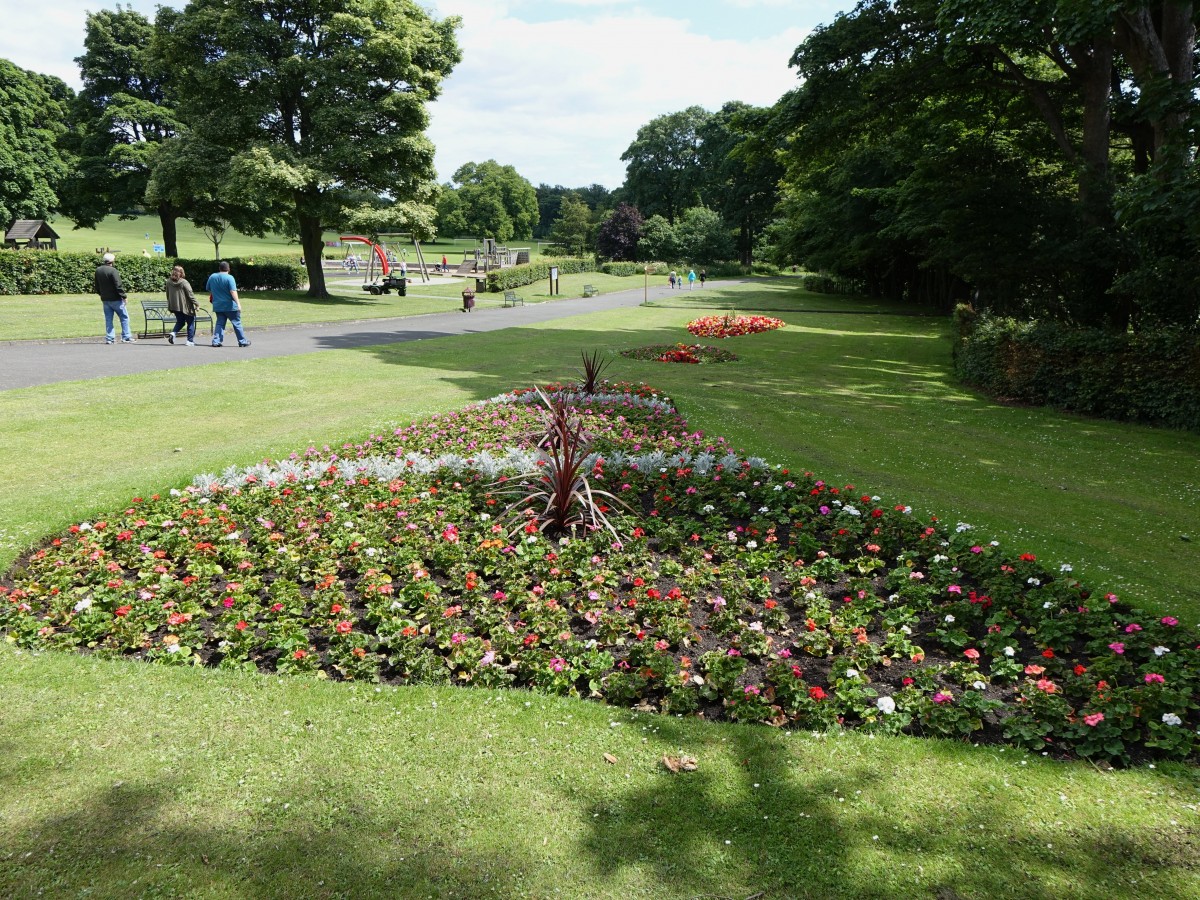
[0,282,733,392]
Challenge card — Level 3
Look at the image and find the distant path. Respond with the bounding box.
[0,282,740,391]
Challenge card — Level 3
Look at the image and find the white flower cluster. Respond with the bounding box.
[484,388,676,416]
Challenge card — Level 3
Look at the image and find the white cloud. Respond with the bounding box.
[427,5,807,187]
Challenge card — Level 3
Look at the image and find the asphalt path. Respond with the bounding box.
[1,282,731,392]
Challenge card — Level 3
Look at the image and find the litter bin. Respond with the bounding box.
[461,288,475,312]
[398,277,407,297]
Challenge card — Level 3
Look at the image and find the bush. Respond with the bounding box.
[484,257,596,292]
[954,314,1200,431]
[0,250,305,295]
[802,273,863,294]
[600,262,642,277]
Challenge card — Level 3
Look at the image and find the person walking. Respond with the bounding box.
[668,271,677,290]
[205,261,251,348]
[699,269,707,288]
[95,252,134,344]
[441,254,448,273]
[165,265,199,346]
[687,269,697,290]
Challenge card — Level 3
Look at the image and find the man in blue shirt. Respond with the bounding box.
[205,261,251,347]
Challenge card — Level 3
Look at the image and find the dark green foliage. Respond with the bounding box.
[483,257,595,292]
[595,203,643,261]
[802,274,864,294]
[954,314,1200,431]
[0,252,304,295]
[599,262,641,276]
[0,60,73,225]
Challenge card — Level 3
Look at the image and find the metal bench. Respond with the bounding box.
[140,300,214,339]
[582,284,599,297]
[502,291,524,307]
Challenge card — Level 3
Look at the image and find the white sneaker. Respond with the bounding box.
[185,341,195,347]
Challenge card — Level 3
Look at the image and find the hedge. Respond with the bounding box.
[483,257,596,292]
[0,250,306,295]
[953,308,1200,431]
[802,273,864,294]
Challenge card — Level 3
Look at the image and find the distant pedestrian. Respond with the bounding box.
[699,269,707,287]
[205,261,251,348]
[441,254,448,273]
[669,271,677,289]
[687,269,696,289]
[165,265,199,346]
[95,252,134,344]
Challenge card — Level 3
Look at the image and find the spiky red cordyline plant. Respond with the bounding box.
[497,387,629,539]
[577,349,611,394]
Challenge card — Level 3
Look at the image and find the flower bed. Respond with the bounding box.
[3,384,1197,765]
[620,344,739,364]
[686,314,786,339]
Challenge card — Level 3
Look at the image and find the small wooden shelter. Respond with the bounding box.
[4,219,60,250]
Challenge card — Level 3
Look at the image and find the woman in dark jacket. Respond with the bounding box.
[165,265,199,345]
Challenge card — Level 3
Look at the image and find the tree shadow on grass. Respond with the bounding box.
[1,778,519,899]
[566,718,1200,900]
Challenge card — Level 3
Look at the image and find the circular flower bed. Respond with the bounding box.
[687,314,786,339]
[620,343,739,364]
[3,383,1197,765]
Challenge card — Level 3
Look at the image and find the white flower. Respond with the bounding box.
[944,614,956,623]
[224,531,241,541]
[973,681,987,691]
[79,522,93,532]
[702,504,715,513]
[845,668,859,679]
[1163,713,1183,726]
[1154,646,1171,657]
[844,506,861,517]
[932,554,949,563]
[746,540,758,550]
[956,522,973,533]
[876,696,896,715]
[989,540,999,546]
[1060,563,1073,573]
[902,506,912,515]
[1043,601,1054,609]
[73,596,93,613]
[773,485,783,492]
[749,622,764,632]
[1003,646,1016,657]
[900,625,912,635]
[1028,577,1041,586]
[166,643,182,654]
[759,506,770,513]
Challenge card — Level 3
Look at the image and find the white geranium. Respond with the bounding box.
[1163,713,1183,726]
[876,696,896,715]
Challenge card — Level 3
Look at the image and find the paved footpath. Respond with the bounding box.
[1,282,732,392]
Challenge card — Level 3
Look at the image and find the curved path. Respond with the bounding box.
[1,282,731,392]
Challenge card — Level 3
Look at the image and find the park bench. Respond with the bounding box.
[502,290,524,307]
[582,284,599,297]
[140,299,214,339]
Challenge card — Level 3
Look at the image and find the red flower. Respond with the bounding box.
[335,620,353,635]
[808,686,827,702]
[114,605,132,617]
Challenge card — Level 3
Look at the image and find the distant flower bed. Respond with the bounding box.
[687,314,786,339]
[621,343,739,364]
[3,382,1198,766]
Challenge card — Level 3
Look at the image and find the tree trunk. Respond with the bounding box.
[298,212,329,298]
[158,203,179,258]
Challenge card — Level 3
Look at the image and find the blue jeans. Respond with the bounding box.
[213,310,248,346]
[103,300,132,342]
[172,312,196,342]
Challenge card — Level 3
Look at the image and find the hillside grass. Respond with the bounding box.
[3,280,1199,897]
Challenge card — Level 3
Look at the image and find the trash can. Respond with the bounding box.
[398,278,407,297]
[461,289,475,312]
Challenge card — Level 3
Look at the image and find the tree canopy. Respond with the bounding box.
[596,202,643,261]
[436,160,539,243]
[620,106,710,223]
[0,59,73,227]
[155,0,461,297]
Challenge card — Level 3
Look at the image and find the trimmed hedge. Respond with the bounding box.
[0,250,305,295]
[953,309,1200,431]
[483,257,596,292]
[599,261,642,276]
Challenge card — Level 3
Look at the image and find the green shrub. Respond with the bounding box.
[802,273,863,294]
[484,257,596,292]
[599,261,641,277]
[954,314,1200,431]
[0,250,305,295]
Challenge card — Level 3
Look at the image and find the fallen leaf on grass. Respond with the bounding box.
[662,754,698,773]
[603,753,618,765]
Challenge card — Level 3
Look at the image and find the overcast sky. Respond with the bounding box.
[0,0,852,189]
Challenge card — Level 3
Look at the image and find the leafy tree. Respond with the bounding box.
[673,207,735,265]
[0,59,73,226]
[547,193,592,256]
[595,203,643,261]
[155,0,461,297]
[620,106,710,223]
[437,160,538,243]
[637,215,678,262]
[534,183,613,238]
[59,6,187,255]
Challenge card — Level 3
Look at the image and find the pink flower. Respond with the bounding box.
[1162,616,1179,627]
[963,648,980,661]
[549,657,567,673]
[1125,623,1142,633]
[947,585,962,595]
[1084,712,1105,727]
[1035,678,1058,694]
[932,691,954,704]
[222,596,235,609]
[1144,673,1165,685]
[1108,642,1125,655]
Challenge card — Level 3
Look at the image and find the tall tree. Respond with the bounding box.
[156,0,460,298]
[595,203,643,261]
[436,160,538,243]
[0,60,73,225]
[620,106,711,223]
[61,6,186,255]
[547,192,592,256]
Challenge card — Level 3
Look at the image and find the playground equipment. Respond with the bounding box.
[451,238,531,277]
[339,233,432,294]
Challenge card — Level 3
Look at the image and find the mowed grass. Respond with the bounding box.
[3,280,1200,898]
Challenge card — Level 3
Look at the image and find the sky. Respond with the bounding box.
[0,0,853,190]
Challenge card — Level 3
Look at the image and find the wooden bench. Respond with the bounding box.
[502,290,524,307]
[582,284,599,297]
[140,300,214,339]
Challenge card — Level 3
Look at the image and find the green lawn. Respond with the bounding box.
[3,280,1200,898]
